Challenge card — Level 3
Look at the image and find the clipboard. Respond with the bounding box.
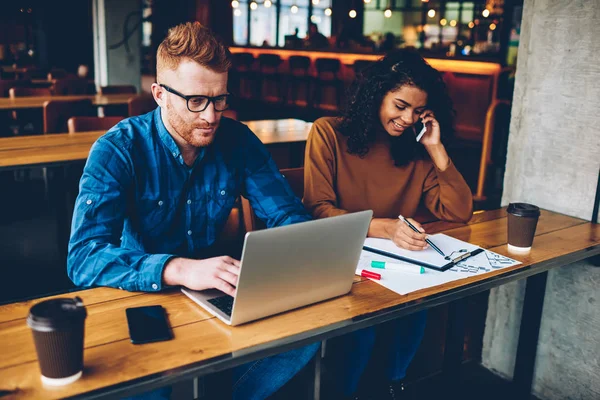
[362,235,485,272]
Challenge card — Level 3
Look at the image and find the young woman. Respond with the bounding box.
[304,49,473,399]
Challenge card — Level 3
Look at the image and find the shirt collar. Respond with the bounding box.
[153,107,205,168]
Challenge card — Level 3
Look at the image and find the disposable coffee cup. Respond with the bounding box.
[507,203,540,253]
[26,297,87,386]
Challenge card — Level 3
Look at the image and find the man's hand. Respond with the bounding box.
[163,256,241,296]
[385,218,428,251]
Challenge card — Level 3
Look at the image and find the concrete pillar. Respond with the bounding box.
[482,1,600,399]
[92,0,142,91]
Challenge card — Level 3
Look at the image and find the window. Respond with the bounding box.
[310,0,331,37]
[250,2,277,46]
[233,1,249,46]
[232,0,331,47]
[279,0,309,45]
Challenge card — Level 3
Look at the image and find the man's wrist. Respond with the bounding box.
[163,257,185,286]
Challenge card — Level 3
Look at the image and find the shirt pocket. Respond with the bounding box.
[207,182,238,227]
[137,198,175,236]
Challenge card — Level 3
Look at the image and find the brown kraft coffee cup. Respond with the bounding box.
[507,203,541,253]
[26,297,87,386]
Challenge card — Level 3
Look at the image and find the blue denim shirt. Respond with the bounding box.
[68,108,310,292]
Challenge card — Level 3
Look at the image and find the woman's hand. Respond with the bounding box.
[418,110,441,147]
[418,110,451,170]
[385,218,429,251]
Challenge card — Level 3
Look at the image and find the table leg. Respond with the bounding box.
[442,297,468,388]
[513,271,548,399]
[50,166,70,264]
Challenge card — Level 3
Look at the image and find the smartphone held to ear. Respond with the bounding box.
[414,119,427,142]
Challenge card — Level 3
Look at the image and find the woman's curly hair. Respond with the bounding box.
[339,49,455,166]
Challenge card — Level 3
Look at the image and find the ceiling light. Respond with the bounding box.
[427,9,435,18]
[349,9,357,18]
[384,9,392,18]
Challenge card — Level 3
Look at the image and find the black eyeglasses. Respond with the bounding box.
[159,84,231,112]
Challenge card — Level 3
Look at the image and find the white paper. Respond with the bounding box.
[357,234,520,295]
[363,234,481,269]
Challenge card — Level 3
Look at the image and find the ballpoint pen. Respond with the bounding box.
[398,215,446,257]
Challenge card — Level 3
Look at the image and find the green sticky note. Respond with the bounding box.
[371,261,386,269]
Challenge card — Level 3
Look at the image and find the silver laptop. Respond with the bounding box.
[181,210,372,326]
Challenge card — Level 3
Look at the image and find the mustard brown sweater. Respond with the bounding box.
[303,117,473,222]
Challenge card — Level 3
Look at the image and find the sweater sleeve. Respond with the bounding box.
[422,159,474,223]
[303,118,350,219]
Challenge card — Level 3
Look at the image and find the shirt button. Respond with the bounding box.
[86,199,92,205]
[187,199,192,205]
[220,190,226,196]
[187,230,192,235]
[158,200,164,206]
[172,152,177,157]
[118,286,123,290]
[151,283,158,290]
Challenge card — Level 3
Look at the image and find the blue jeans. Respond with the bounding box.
[124,342,320,400]
[330,310,427,397]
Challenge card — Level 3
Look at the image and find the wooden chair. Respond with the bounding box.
[257,54,284,103]
[474,99,512,205]
[9,87,52,98]
[287,56,312,106]
[52,78,91,95]
[0,80,31,97]
[46,69,69,80]
[128,94,157,116]
[98,85,137,95]
[67,116,125,133]
[353,60,375,78]
[313,58,344,111]
[241,167,304,234]
[43,99,95,134]
[230,52,256,99]
[7,86,53,135]
[222,109,238,120]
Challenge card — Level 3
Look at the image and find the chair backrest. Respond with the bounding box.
[232,52,255,71]
[240,167,305,233]
[47,69,69,80]
[43,99,95,134]
[98,85,137,95]
[52,78,91,95]
[9,86,52,98]
[128,94,157,117]
[281,167,304,199]
[218,199,244,243]
[222,109,238,120]
[0,80,31,97]
[289,56,311,72]
[67,116,124,133]
[258,54,282,72]
[315,58,341,75]
[353,60,375,75]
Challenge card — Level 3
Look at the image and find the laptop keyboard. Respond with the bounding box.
[208,295,234,317]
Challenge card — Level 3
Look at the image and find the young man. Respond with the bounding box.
[68,22,319,400]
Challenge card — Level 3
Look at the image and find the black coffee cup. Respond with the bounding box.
[27,297,87,386]
[507,203,541,252]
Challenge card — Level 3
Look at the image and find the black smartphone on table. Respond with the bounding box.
[125,305,172,344]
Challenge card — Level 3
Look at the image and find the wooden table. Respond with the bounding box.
[0,94,134,110]
[0,209,598,399]
[0,119,312,170]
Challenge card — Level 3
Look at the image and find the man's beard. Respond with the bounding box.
[166,101,218,148]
